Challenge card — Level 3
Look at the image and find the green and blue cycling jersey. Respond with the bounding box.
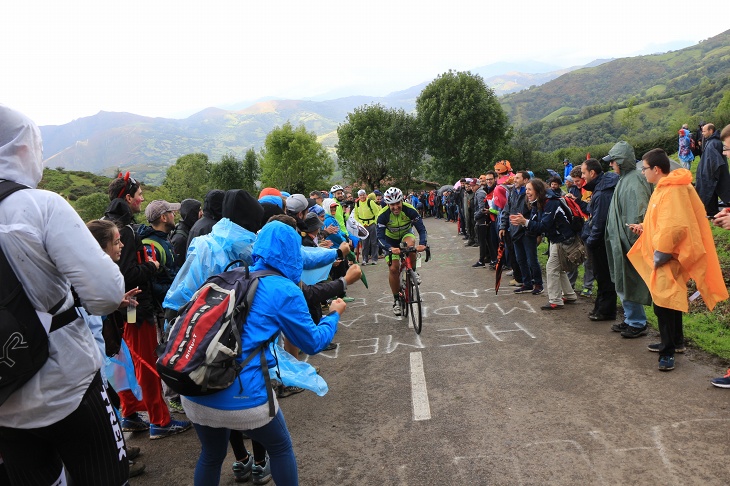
[376,201,427,250]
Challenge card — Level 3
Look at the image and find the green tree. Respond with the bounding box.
[162,153,211,202]
[620,97,639,136]
[75,192,110,222]
[337,104,424,190]
[259,122,334,194]
[714,90,730,128]
[209,153,245,191]
[242,148,261,194]
[416,70,510,181]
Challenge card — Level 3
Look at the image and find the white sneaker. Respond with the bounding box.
[392,301,402,316]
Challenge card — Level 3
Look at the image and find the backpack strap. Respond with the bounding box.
[0,181,79,331]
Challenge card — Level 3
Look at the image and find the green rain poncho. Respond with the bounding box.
[604,141,653,305]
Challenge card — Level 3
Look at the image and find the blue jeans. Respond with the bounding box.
[192,410,298,486]
[512,234,542,287]
[617,291,647,328]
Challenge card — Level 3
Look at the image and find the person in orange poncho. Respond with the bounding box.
[627,148,729,372]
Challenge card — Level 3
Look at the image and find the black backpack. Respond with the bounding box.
[156,264,281,415]
[559,197,588,236]
[0,181,80,406]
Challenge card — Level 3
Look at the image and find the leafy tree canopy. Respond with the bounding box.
[162,153,211,202]
[242,148,261,195]
[337,104,424,190]
[416,70,510,181]
[209,153,245,191]
[259,122,334,194]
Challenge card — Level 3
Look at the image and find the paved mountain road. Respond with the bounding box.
[129,218,730,485]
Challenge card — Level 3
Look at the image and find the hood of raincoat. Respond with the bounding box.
[0,105,44,188]
[104,198,134,226]
[321,198,338,213]
[221,189,264,233]
[251,220,302,284]
[179,198,202,228]
[202,189,225,221]
[607,141,637,173]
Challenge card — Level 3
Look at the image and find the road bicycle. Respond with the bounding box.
[388,244,431,334]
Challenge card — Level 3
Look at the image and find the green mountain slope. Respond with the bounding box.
[502,29,730,127]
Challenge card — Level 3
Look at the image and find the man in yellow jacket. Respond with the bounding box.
[627,148,728,371]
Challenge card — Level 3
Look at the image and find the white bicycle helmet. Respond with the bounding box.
[330,184,344,193]
[383,187,403,204]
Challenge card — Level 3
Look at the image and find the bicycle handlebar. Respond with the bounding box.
[386,245,430,267]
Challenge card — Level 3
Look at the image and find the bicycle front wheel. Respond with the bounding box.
[407,269,422,334]
[400,273,409,318]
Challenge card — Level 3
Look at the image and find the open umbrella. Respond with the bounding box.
[437,184,454,196]
[494,240,507,295]
[546,168,562,182]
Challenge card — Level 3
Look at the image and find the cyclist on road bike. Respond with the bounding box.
[376,187,427,316]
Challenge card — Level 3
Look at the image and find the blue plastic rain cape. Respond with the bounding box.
[163,218,257,312]
[269,339,328,396]
[103,339,143,400]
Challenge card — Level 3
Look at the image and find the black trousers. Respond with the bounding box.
[0,372,129,486]
[654,304,684,357]
[589,242,617,317]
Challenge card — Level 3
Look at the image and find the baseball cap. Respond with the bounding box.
[285,194,308,214]
[145,200,180,222]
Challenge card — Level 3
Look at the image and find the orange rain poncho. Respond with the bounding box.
[627,169,728,312]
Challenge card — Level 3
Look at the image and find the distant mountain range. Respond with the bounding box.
[40,59,611,184]
[40,28,730,185]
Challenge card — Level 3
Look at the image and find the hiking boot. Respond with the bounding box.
[580,288,593,297]
[129,460,146,478]
[252,456,272,485]
[232,454,253,483]
[658,355,675,371]
[621,324,648,339]
[277,386,305,398]
[514,285,532,294]
[531,284,544,295]
[393,300,402,316]
[611,322,629,333]
[647,343,686,353]
[472,261,485,268]
[121,413,150,432]
[168,399,186,414]
[540,303,564,310]
[710,369,730,389]
[149,419,192,440]
[126,446,140,461]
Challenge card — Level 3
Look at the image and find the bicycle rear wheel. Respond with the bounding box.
[407,269,422,334]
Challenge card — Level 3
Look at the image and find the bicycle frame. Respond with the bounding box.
[388,245,430,334]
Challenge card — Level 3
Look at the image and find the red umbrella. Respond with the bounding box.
[494,240,507,295]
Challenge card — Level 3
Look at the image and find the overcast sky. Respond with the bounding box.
[5,0,728,126]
